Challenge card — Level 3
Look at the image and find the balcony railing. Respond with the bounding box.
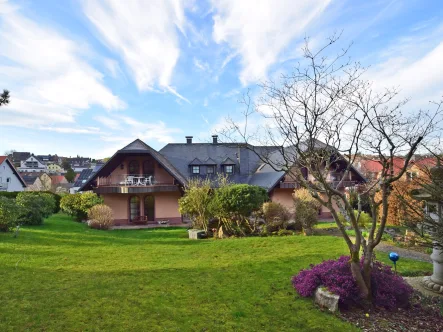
[0,183,8,191]
[97,174,174,187]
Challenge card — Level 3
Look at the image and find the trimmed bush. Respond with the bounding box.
[60,192,103,221]
[292,256,413,310]
[0,197,19,232]
[262,201,291,233]
[16,192,46,225]
[87,204,114,230]
[293,188,321,235]
[0,192,19,199]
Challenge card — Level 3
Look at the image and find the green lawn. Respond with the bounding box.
[0,214,432,331]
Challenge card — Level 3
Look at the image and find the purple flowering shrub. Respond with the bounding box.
[292,256,413,310]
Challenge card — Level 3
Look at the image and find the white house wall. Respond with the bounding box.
[0,160,25,192]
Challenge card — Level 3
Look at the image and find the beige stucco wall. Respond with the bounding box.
[103,194,128,220]
[270,188,295,212]
[154,192,181,218]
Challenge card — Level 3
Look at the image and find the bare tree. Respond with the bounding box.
[221,33,443,302]
[0,89,10,106]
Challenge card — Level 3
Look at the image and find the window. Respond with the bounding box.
[207,166,215,174]
[6,178,10,183]
[225,165,234,174]
[143,160,154,174]
[128,160,139,174]
[192,166,200,174]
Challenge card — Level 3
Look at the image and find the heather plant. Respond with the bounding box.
[292,256,413,310]
[87,204,114,230]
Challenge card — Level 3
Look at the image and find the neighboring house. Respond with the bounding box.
[47,163,65,174]
[11,152,31,167]
[26,173,52,191]
[357,156,437,182]
[80,137,365,226]
[0,156,27,192]
[18,155,47,173]
[70,165,102,194]
[68,157,91,171]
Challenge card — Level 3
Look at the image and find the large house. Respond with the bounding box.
[18,155,47,173]
[80,137,365,226]
[0,156,27,192]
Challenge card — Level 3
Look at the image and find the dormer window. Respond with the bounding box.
[192,166,200,174]
[207,166,215,174]
[225,165,234,174]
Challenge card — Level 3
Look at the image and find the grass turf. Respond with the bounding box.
[0,214,432,331]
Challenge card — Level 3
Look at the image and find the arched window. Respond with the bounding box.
[129,196,140,221]
[128,160,139,175]
[143,160,154,176]
[144,196,155,221]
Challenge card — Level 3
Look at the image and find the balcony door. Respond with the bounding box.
[129,196,140,222]
[144,196,155,221]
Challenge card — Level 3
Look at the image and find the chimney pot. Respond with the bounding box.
[212,135,218,144]
[186,136,193,144]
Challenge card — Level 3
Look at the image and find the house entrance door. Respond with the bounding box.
[144,196,155,221]
[129,196,140,222]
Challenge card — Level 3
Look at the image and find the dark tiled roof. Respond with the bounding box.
[221,157,237,165]
[22,175,38,185]
[189,158,203,165]
[160,143,281,190]
[12,152,30,162]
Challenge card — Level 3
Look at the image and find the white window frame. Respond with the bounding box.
[225,165,234,174]
[192,166,200,174]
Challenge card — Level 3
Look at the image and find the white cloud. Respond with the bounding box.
[193,57,210,72]
[0,7,125,129]
[95,116,121,130]
[98,115,183,146]
[368,38,443,107]
[38,126,101,134]
[82,0,187,96]
[211,0,331,85]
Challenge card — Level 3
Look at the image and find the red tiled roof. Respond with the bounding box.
[0,156,7,164]
[50,175,66,185]
[414,157,437,168]
[359,159,383,173]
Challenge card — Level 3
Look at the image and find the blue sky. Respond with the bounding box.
[1,0,442,158]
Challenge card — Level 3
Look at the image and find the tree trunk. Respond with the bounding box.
[350,251,370,300]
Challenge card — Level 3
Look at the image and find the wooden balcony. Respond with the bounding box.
[94,174,180,194]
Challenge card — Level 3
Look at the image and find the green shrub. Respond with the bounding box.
[293,188,321,236]
[87,204,114,230]
[262,201,291,233]
[0,192,19,199]
[41,191,62,213]
[338,210,372,228]
[60,192,103,221]
[0,197,19,232]
[16,192,45,225]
